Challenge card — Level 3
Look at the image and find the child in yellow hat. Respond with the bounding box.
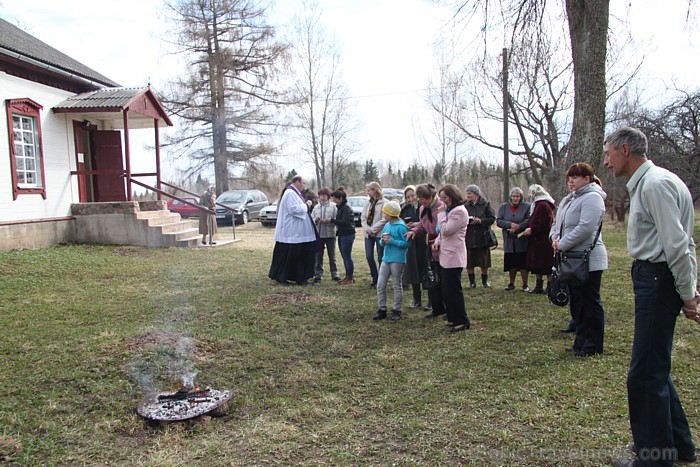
[374,200,411,321]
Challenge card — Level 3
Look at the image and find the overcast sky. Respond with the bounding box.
[1,0,697,182]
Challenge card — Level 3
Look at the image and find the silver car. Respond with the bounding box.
[260,200,278,227]
[215,189,269,225]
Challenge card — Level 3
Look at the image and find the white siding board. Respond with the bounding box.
[0,72,80,222]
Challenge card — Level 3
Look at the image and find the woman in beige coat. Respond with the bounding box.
[361,181,387,286]
[199,186,217,245]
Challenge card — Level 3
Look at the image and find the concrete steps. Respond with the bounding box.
[136,210,202,247]
[71,201,236,248]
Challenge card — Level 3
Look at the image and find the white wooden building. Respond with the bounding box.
[0,18,175,250]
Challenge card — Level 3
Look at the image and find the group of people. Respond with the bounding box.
[267,127,699,465]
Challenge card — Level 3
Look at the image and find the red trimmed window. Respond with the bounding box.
[6,98,47,199]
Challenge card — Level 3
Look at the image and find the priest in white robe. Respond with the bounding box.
[268,175,318,285]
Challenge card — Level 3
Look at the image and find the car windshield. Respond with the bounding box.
[218,191,245,203]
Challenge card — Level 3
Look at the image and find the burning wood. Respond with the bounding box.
[157,386,212,403]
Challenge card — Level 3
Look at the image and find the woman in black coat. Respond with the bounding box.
[400,185,423,308]
[464,184,496,288]
[330,187,357,285]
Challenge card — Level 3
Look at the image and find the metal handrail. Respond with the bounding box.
[130,179,236,240]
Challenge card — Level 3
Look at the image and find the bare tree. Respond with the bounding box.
[287,1,359,189]
[423,48,470,186]
[635,89,700,200]
[161,0,287,194]
[442,0,608,173]
[435,33,573,192]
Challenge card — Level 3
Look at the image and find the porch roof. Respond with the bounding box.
[53,87,173,129]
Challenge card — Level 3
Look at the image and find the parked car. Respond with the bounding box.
[260,199,278,227]
[347,195,369,227]
[383,188,404,203]
[215,189,269,225]
[167,197,201,218]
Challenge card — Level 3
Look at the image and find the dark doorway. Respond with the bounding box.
[92,130,126,202]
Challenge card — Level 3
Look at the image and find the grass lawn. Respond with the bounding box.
[0,221,698,465]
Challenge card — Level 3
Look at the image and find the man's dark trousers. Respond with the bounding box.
[628,260,695,466]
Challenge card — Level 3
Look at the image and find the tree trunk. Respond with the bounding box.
[565,0,610,169]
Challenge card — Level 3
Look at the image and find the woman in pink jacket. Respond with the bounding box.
[434,184,471,333]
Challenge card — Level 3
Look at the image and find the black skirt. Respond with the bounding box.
[503,252,528,272]
[269,241,315,284]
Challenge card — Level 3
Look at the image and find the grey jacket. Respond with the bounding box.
[312,200,337,238]
[550,183,608,272]
[496,201,531,254]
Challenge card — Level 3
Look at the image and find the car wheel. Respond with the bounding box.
[242,211,249,224]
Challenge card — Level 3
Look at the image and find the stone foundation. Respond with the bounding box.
[0,218,75,251]
[0,201,170,251]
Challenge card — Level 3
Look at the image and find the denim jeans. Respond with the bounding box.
[337,234,355,278]
[364,236,385,283]
[377,262,405,311]
[314,237,339,280]
[628,260,695,466]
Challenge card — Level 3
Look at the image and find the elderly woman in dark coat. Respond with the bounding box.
[496,187,531,291]
[464,184,496,288]
[521,184,556,294]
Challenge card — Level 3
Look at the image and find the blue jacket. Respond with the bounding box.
[379,220,410,264]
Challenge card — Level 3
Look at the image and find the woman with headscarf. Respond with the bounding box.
[521,184,556,294]
[464,184,496,288]
[361,181,387,287]
[496,187,531,291]
[550,163,608,355]
[405,183,445,318]
[199,186,218,245]
[400,185,423,308]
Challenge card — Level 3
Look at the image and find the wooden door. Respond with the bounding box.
[92,130,126,202]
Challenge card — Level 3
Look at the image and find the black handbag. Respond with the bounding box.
[421,246,440,290]
[483,229,498,249]
[557,250,590,285]
[556,222,602,286]
[548,266,569,307]
[422,260,440,290]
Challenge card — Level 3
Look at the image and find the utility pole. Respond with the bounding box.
[502,47,510,202]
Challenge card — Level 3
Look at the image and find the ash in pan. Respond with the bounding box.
[138,386,232,421]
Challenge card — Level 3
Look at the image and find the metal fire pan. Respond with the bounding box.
[137,388,232,421]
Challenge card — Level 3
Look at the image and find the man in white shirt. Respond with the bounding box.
[605,127,698,467]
